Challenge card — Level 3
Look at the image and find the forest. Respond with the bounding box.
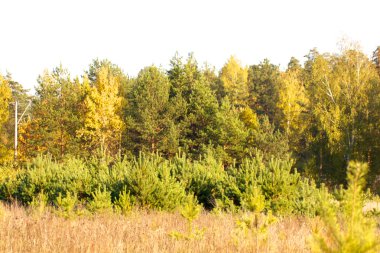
[0,44,380,252]
[1,45,380,187]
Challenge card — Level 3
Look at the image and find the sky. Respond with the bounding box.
[0,0,379,92]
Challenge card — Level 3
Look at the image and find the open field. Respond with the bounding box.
[0,204,316,253]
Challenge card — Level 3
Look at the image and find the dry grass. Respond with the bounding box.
[0,203,315,253]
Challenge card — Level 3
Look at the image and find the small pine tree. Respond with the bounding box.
[241,185,266,212]
[311,161,379,253]
[114,188,134,215]
[170,194,204,240]
[87,186,113,214]
[180,194,202,230]
[55,192,77,218]
[29,191,48,216]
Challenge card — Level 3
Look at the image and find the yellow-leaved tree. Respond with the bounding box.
[277,59,309,151]
[0,74,12,162]
[219,56,249,108]
[77,65,124,157]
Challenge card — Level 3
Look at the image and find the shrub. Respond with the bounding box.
[172,150,239,211]
[231,153,322,216]
[11,155,92,204]
[55,191,77,218]
[241,185,266,212]
[124,153,187,210]
[29,190,48,216]
[87,186,113,214]
[114,187,134,215]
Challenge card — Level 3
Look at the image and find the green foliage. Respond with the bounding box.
[213,98,249,164]
[248,59,281,124]
[29,190,48,215]
[170,194,204,240]
[311,161,379,253]
[166,53,219,158]
[22,66,83,160]
[8,155,92,204]
[125,66,172,153]
[114,188,134,215]
[87,186,113,213]
[251,116,289,160]
[241,185,265,212]
[180,194,202,224]
[0,150,327,217]
[172,149,239,211]
[231,152,323,216]
[1,50,379,194]
[55,191,77,218]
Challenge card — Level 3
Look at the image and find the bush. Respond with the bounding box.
[124,153,187,210]
[87,186,113,213]
[230,153,322,216]
[114,187,134,215]
[10,155,92,204]
[55,191,77,218]
[172,150,239,210]
[0,151,326,216]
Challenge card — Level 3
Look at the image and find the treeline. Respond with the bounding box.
[1,45,380,190]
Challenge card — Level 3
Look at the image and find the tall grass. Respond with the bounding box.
[0,203,313,253]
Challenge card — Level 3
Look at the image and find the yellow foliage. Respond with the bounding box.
[277,70,308,136]
[0,74,12,162]
[220,56,249,107]
[0,74,11,127]
[77,66,124,156]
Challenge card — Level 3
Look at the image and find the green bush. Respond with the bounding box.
[29,190,48,215]
[172,150,239,211]
[10,155,92,204]
[0,151,326,216]
[114,187,134,215]
[124,153,187,210]
[87,186,113,213]
[231,153,322,216]
[55,191,77,218]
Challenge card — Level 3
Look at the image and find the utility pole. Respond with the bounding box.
[13,100,31,161]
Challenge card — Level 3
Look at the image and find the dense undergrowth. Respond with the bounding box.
[0,151,323,216]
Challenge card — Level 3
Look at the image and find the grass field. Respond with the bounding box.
[0,203,315,253]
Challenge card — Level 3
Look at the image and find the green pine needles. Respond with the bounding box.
[311,161,379,253]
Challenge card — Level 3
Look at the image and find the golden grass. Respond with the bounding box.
[0,203,318,253]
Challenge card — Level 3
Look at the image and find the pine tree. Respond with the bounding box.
[311,161,379,253]
[167,53,219,157]
[125,66,171,153]
[248,59,281,125]
[21,66,83,160]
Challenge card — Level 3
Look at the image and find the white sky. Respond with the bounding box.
[0,0,379,92]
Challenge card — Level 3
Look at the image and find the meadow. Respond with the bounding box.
[0,154,379,253]
[0,204,313,253]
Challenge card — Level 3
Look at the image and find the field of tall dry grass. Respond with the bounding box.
[0,203,316,253]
